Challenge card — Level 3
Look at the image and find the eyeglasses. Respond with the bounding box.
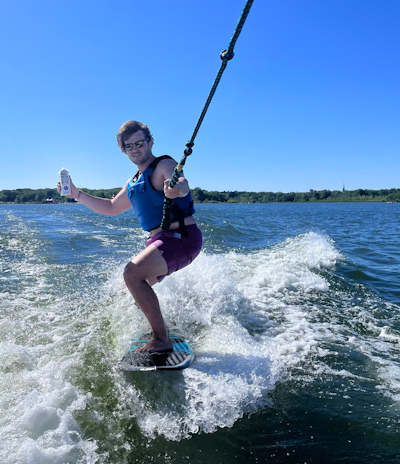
[124,138,150,151]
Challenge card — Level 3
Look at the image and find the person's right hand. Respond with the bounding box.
[57,176,79,198]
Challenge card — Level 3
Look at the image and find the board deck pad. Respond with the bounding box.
[120,333,194,371]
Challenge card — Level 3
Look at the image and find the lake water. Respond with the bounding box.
[1,202,399,463]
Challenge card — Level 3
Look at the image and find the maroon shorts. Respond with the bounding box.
[145,224,202,282]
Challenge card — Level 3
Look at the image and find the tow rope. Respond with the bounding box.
[161,0,255,230]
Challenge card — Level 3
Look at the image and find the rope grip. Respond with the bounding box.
[220,49,234,61]
[168,160,185,188]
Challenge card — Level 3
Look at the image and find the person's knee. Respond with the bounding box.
[124,261,141,286]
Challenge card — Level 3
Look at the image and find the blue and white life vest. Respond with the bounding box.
[127,155,195,232]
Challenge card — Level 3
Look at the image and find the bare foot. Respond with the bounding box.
[134,336,173,353]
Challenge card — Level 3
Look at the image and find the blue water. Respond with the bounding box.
[1,202,399,463]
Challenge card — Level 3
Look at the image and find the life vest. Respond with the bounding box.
[127,155,195,232]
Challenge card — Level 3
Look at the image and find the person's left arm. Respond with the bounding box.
[153,159,190,199]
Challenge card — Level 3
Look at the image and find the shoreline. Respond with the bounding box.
[1,200,398,205]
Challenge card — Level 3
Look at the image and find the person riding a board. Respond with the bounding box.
[57,120,202,355]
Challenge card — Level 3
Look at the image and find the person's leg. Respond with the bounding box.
[123,244,173,353]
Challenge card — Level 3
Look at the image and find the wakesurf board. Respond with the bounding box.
[120,333,194,371]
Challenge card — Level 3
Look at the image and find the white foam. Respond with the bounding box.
[0,349,98,464]
[0,289,99,461]
[106,232,344,440]
[6,222,400,458]
[0,341,36,373]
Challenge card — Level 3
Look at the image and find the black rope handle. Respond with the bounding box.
[161,0,254,230]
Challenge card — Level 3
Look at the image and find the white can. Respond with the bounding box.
[59,168,71,196]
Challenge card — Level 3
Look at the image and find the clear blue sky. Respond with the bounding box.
[1,0,399,193]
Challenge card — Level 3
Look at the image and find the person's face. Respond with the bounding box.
[124,130,153,167]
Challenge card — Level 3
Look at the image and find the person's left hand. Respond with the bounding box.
[164,179,180,199]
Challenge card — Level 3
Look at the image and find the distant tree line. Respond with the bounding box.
[0,188,121,204]
[190,187,400,203]
[0,187,399,204]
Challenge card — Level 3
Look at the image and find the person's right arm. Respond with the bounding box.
[57,177,132,216]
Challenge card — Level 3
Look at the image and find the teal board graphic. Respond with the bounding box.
[120,333,194,371]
